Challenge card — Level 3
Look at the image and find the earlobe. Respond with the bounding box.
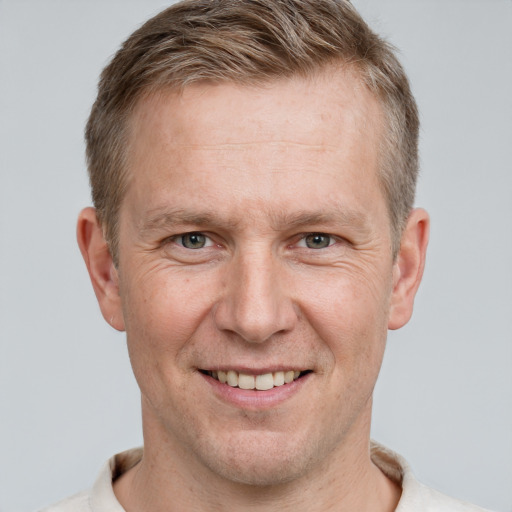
[388,208,430,330]
[76,207,125,332]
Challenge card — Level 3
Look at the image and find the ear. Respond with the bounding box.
[388,208,430,330]
[76,207,125,331]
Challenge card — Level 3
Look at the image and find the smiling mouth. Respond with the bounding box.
[201,369,311,390]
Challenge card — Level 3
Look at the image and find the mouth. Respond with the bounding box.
[200,369,311,391]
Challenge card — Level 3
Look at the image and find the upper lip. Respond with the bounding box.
[199,366,310,374]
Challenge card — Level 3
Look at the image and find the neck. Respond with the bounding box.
[114,403,400,512]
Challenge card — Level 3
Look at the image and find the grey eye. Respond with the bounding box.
[304,233,332,249]
[180,233,207,249]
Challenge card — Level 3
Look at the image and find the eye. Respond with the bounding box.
[176,232,212,249]
[299,233,335,249]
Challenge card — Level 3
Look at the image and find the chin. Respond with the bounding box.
[205,454,311,487]
[196,430,322,487]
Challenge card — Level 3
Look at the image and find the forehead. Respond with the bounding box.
[122,69,386,228]
[130,68,382,150]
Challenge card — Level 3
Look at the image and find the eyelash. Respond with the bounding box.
[295,233,336,249]
[172,232,215,250]
[168,232,338,250]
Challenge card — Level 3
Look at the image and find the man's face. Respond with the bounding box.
[114,70,399,485]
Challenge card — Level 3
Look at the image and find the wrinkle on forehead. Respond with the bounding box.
[129,69,384,151]
[165,141,340,151]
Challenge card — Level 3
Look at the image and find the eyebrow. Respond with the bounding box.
[272,209,370,232]
[138,206,371,236]
[139,208,242,235]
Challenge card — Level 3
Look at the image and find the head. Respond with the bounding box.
[78,0,429,493]
[86,0,419,265]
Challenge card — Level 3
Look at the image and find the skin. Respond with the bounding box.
[78,69,429,511]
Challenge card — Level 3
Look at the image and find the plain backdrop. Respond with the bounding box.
[0,1,511,511]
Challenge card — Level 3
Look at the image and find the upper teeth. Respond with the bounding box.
[209,370,301,390]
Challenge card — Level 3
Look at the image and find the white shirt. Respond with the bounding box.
[41,442,492,511]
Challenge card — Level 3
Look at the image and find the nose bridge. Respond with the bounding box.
[214,242,296,343]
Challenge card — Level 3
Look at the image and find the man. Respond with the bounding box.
[45,0,491,510]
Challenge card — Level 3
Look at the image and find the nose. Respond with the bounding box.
[213,246,298,343]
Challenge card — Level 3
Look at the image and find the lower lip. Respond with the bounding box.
[201,372,311,410]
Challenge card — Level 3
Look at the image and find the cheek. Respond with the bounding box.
[299,261,392,323]
[119,267,218,377]
[296,265,391,368]
[122,264,215,330]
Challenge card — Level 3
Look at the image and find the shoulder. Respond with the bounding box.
[39,491,92,512]
[38,447,142,512]
[400,480,493,512]
[370,441,494,512]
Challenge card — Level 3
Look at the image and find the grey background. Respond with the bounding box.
[0,1,510,510]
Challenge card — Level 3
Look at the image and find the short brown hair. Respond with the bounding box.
[86,0,419,263]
